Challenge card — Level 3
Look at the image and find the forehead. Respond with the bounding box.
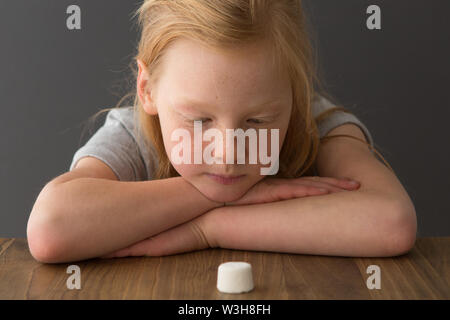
[157,38,291,107]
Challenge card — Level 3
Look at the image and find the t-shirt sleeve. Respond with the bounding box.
[69,109,146,181]
[313,95,374,149]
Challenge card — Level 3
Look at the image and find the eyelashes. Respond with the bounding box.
[184,118,266,125]
[248,119,265,124]
[191,118,211,123]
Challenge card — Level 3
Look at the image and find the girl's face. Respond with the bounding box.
[140,38,293,203]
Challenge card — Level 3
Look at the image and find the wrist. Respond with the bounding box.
[200,205,228,249]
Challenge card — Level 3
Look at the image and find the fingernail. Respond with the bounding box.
[347,181,359,185]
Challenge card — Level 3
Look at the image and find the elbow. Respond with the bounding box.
[27,186,67,264]
[381,197,417,257]
[27,231,63,264]
[27,213,67,264]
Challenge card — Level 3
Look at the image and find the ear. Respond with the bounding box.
[137,59,158,115]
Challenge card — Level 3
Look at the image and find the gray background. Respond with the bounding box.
[0,0,448,238]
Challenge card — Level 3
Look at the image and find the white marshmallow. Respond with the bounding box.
[216,261,254,294]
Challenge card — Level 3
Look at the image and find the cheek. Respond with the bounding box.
[159,117,188,157]
[261,121,289,155]
[273,116,290,150]
[171,163,201,178]
[278,127,288,151]
[160,123,204,176]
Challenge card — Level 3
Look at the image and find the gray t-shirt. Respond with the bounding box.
[69,95,374,181]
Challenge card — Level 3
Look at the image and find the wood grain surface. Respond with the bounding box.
[0,237,448,299]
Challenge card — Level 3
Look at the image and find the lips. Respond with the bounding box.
[206,173,245,185]
[210,173,243,179]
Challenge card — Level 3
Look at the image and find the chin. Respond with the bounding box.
[199,186,247,203]
[182,173,256,203]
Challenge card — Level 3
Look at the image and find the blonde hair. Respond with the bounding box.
[86,0,392,180]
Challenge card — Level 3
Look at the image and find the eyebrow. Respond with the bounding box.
[174,98,284,114]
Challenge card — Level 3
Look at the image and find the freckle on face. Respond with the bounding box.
[156,38,292,121]
[154,38,291,202]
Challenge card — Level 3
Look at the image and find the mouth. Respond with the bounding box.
[206,173,245,185]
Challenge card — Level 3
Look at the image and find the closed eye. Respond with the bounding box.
[187,118,266,125]
[247,118,265,124]
[193,118,211,123]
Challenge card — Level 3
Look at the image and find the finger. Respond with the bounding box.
[292,179,347,193]
[303,175,360,188]
[298,176,360,190]
[99,247,130,259]
[305,186,330,195]
[145,222,209,256]
[275,184,329,200]
[100,238,155,258]
[125,237,158,256]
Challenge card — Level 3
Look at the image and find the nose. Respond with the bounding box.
[211,124,249,168]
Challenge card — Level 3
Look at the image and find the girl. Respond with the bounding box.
[27,0,417,263]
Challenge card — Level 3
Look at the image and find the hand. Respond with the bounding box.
[99,210,215,258]
[225,175,360,206]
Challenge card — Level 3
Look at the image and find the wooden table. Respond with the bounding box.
[0,237,448,299]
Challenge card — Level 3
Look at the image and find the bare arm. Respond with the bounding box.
[76,125,416,259]
[204,124,417,257]
[206,188,412,257]
[27,176,222,263]
[124,124,416,258]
